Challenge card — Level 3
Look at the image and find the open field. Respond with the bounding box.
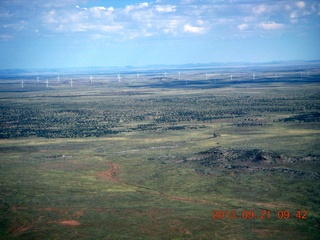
[0,65,320,239]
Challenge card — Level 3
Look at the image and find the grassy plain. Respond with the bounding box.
[0,68,320,239]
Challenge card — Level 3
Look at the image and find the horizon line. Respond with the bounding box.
[1,59,320,72]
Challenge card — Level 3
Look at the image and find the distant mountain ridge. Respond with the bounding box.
[0,60,319,77]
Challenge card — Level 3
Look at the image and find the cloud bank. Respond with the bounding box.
[1,0,319,41]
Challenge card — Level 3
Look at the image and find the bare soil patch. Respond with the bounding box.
[97,162,122,182]
[11,224,33,233]
[38,207,55,211]
[59,220,81,226]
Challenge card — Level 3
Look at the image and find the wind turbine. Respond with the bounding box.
[137,73,140,79]
[178,72,181,78]
[57,75,60,82]
[230,74,233,81]
[70,78,74,87]
[45,79,49,88]
[117,74,122,83]
[90,75,93,83]
[37,76,40,82]
[252,73,255,80]
[213,74,217,84]
[164,72,167,77]
[21,80,24,88]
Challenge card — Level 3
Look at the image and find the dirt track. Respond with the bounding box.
[97,162,122,183]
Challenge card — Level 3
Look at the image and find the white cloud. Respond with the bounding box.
[124,2,149,13]
[57,23,123,33]
[252,4,267,15]
[130,8,154,22]
[162,19,181,34]
[290,11,298,19]
[197,19,204,25]
[290,11,299,23]
[91,33,106,39]
[2,20,28,31]
[0,10,13,18]
[180,0,194,3]
[45,10,57,24]
[71,23,88,32]
[242,16,257,23]
[238,23,248,31]
[98,25,123,32]
[76,5,87,10]
[285,4,292,11]
[0,34,13,41]
[296,1,306,9]
[184,24,205,34]
[155,5,176,13]
[69,12,86,23]
[2,0,318,42]
[90,6,114,18]
[259,21,285,30]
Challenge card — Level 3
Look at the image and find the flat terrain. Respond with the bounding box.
[0,66,320,239]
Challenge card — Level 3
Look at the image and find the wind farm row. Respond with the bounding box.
[1,67,319,91]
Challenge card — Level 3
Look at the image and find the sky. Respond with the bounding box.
[0,0,319,69]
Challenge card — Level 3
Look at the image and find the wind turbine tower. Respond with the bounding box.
[70,78,74,87]
[57,75,60,82]
[21,81,24,88]
[117,74,122,83]
[45,79,49,88]
[164,72,167,77]
[213,74,217,84]
[230,74,233,81]
[252,73,255,80]
[137,73,140,79]
[90,75,93,83]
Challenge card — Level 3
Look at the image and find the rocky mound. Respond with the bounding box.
[189,148,320,178]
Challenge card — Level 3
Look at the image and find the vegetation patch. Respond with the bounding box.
[279,112,320,123]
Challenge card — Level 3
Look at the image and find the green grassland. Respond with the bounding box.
[0,70,320,239]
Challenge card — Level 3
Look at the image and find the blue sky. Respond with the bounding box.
[0,0,319,69]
